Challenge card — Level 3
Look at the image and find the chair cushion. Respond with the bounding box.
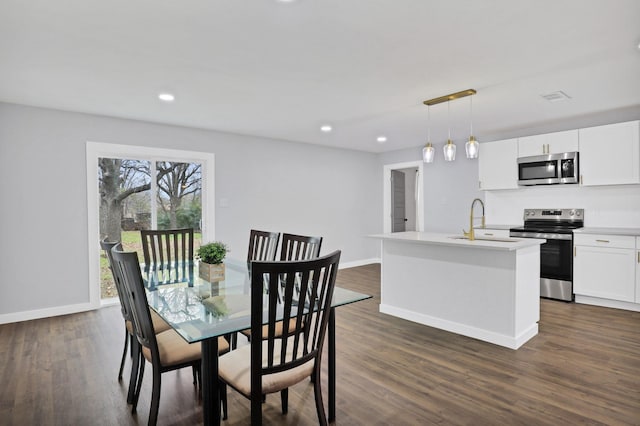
[125,311,172,335]
[218,338,314,396]
[141,331,229,368]
[239,317,300,338]
[151,310,172,333]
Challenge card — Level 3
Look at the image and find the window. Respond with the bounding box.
[87,142,215,307]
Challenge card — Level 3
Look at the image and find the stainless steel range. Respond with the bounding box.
[510,209,584,301]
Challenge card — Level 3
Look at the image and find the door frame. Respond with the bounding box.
[86,141,215,309]
[383,161,424,233]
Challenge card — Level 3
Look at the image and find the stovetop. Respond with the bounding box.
[510,208,584,233]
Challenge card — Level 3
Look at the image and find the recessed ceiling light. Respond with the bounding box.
[320,124,332,133]
[158,93,175,102]
[377,136,387,143]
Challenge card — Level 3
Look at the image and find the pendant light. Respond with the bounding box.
[422,105,435,163]
[465,95,479,159]
[422,89,476,163]
[443,100,456,161]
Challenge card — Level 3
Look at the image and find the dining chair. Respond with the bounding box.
[240,232,323,342]
[227,229,280,349]
[247,229,280,263]
[218,250,341,425]
[110,244,230,426]
[140,228,195,285]
[100,238,172,404]
[279,232,323,261]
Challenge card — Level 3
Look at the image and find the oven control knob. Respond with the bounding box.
[570,210,575,216]
[576,210,581,216]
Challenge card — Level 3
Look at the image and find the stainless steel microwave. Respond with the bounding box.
[517,151,579,186]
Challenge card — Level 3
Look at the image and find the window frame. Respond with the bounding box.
[86,142,215,308]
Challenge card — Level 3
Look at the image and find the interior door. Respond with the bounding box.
[391,170,406,232]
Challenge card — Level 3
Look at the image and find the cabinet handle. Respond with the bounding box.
[574,246,576,257]
[484,233,494,236]
[637,251,639,263]
[478,181,481,189]
[595,239,610,243]
[580,175,583,185]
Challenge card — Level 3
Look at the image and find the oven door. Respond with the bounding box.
[510,230,574,301]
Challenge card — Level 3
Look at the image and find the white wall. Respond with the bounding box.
[0,102,381,321]
[379,147,483,233]
[485,184,640,227]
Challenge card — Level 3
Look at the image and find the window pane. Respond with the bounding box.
[98,158,151,299]
[155,161,202,233]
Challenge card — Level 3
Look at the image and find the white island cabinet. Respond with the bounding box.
[370,232,545,350]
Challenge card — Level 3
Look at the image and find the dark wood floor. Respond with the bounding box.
[1,264,639,425]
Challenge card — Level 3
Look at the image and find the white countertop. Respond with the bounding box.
[475,224,520,231]
[575,227,640,237]
[369,231,545,251]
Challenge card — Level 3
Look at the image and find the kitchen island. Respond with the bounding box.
[370,231,545,349]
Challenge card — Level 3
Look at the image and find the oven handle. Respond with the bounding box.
[509,231,572,240]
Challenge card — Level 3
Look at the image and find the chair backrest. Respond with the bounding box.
[140,228,194,285]
[100,238,134,322]
[279,233,323,261]
[111,244,160,363]
[249,250,341,388]
[247,229,280,262]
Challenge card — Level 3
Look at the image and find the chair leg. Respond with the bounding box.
[313,367,328,426]
[148,367,161,426]
[127,340,140,404]
[118,327,129,381]
[281,388,288,414]
[221,381,228,420]
[132,356,145,414]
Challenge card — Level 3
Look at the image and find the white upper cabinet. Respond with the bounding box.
[478,138,518,190]
[518,130,579,157]
[579,120,640,186]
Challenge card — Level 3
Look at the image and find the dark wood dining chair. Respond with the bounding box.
[279,232,323,261]
[240,232,323,342]
[100,239,171,405]
[110,244,230,426]
[218,250,341,425]
[247,229,280,263]
[140,228,195,285]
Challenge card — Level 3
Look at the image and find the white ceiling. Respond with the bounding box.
[1,0,639,153]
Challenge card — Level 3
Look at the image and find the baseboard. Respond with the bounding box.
[339,258,380,269]
[0,302,97,325]
[575,295,640,312]
[379,303,537,350]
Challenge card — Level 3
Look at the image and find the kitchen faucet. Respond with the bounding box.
[463,198,485,241]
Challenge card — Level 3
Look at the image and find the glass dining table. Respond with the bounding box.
[142,258,371,426]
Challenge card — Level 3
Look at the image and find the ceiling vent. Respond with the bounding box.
[541,91,571,102]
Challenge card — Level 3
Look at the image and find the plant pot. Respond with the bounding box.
[199,261,225,282]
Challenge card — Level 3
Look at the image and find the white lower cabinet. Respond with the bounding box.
[573,234,636,302]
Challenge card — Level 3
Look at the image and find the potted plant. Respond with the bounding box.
[197,241,228,282]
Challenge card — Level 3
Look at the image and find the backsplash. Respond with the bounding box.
[485,184,640,227]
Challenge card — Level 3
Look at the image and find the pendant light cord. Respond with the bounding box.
[447,100,451,140]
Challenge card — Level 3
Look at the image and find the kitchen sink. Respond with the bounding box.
[448,236,518,243]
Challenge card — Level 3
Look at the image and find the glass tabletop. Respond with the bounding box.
[143,258,371,343]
